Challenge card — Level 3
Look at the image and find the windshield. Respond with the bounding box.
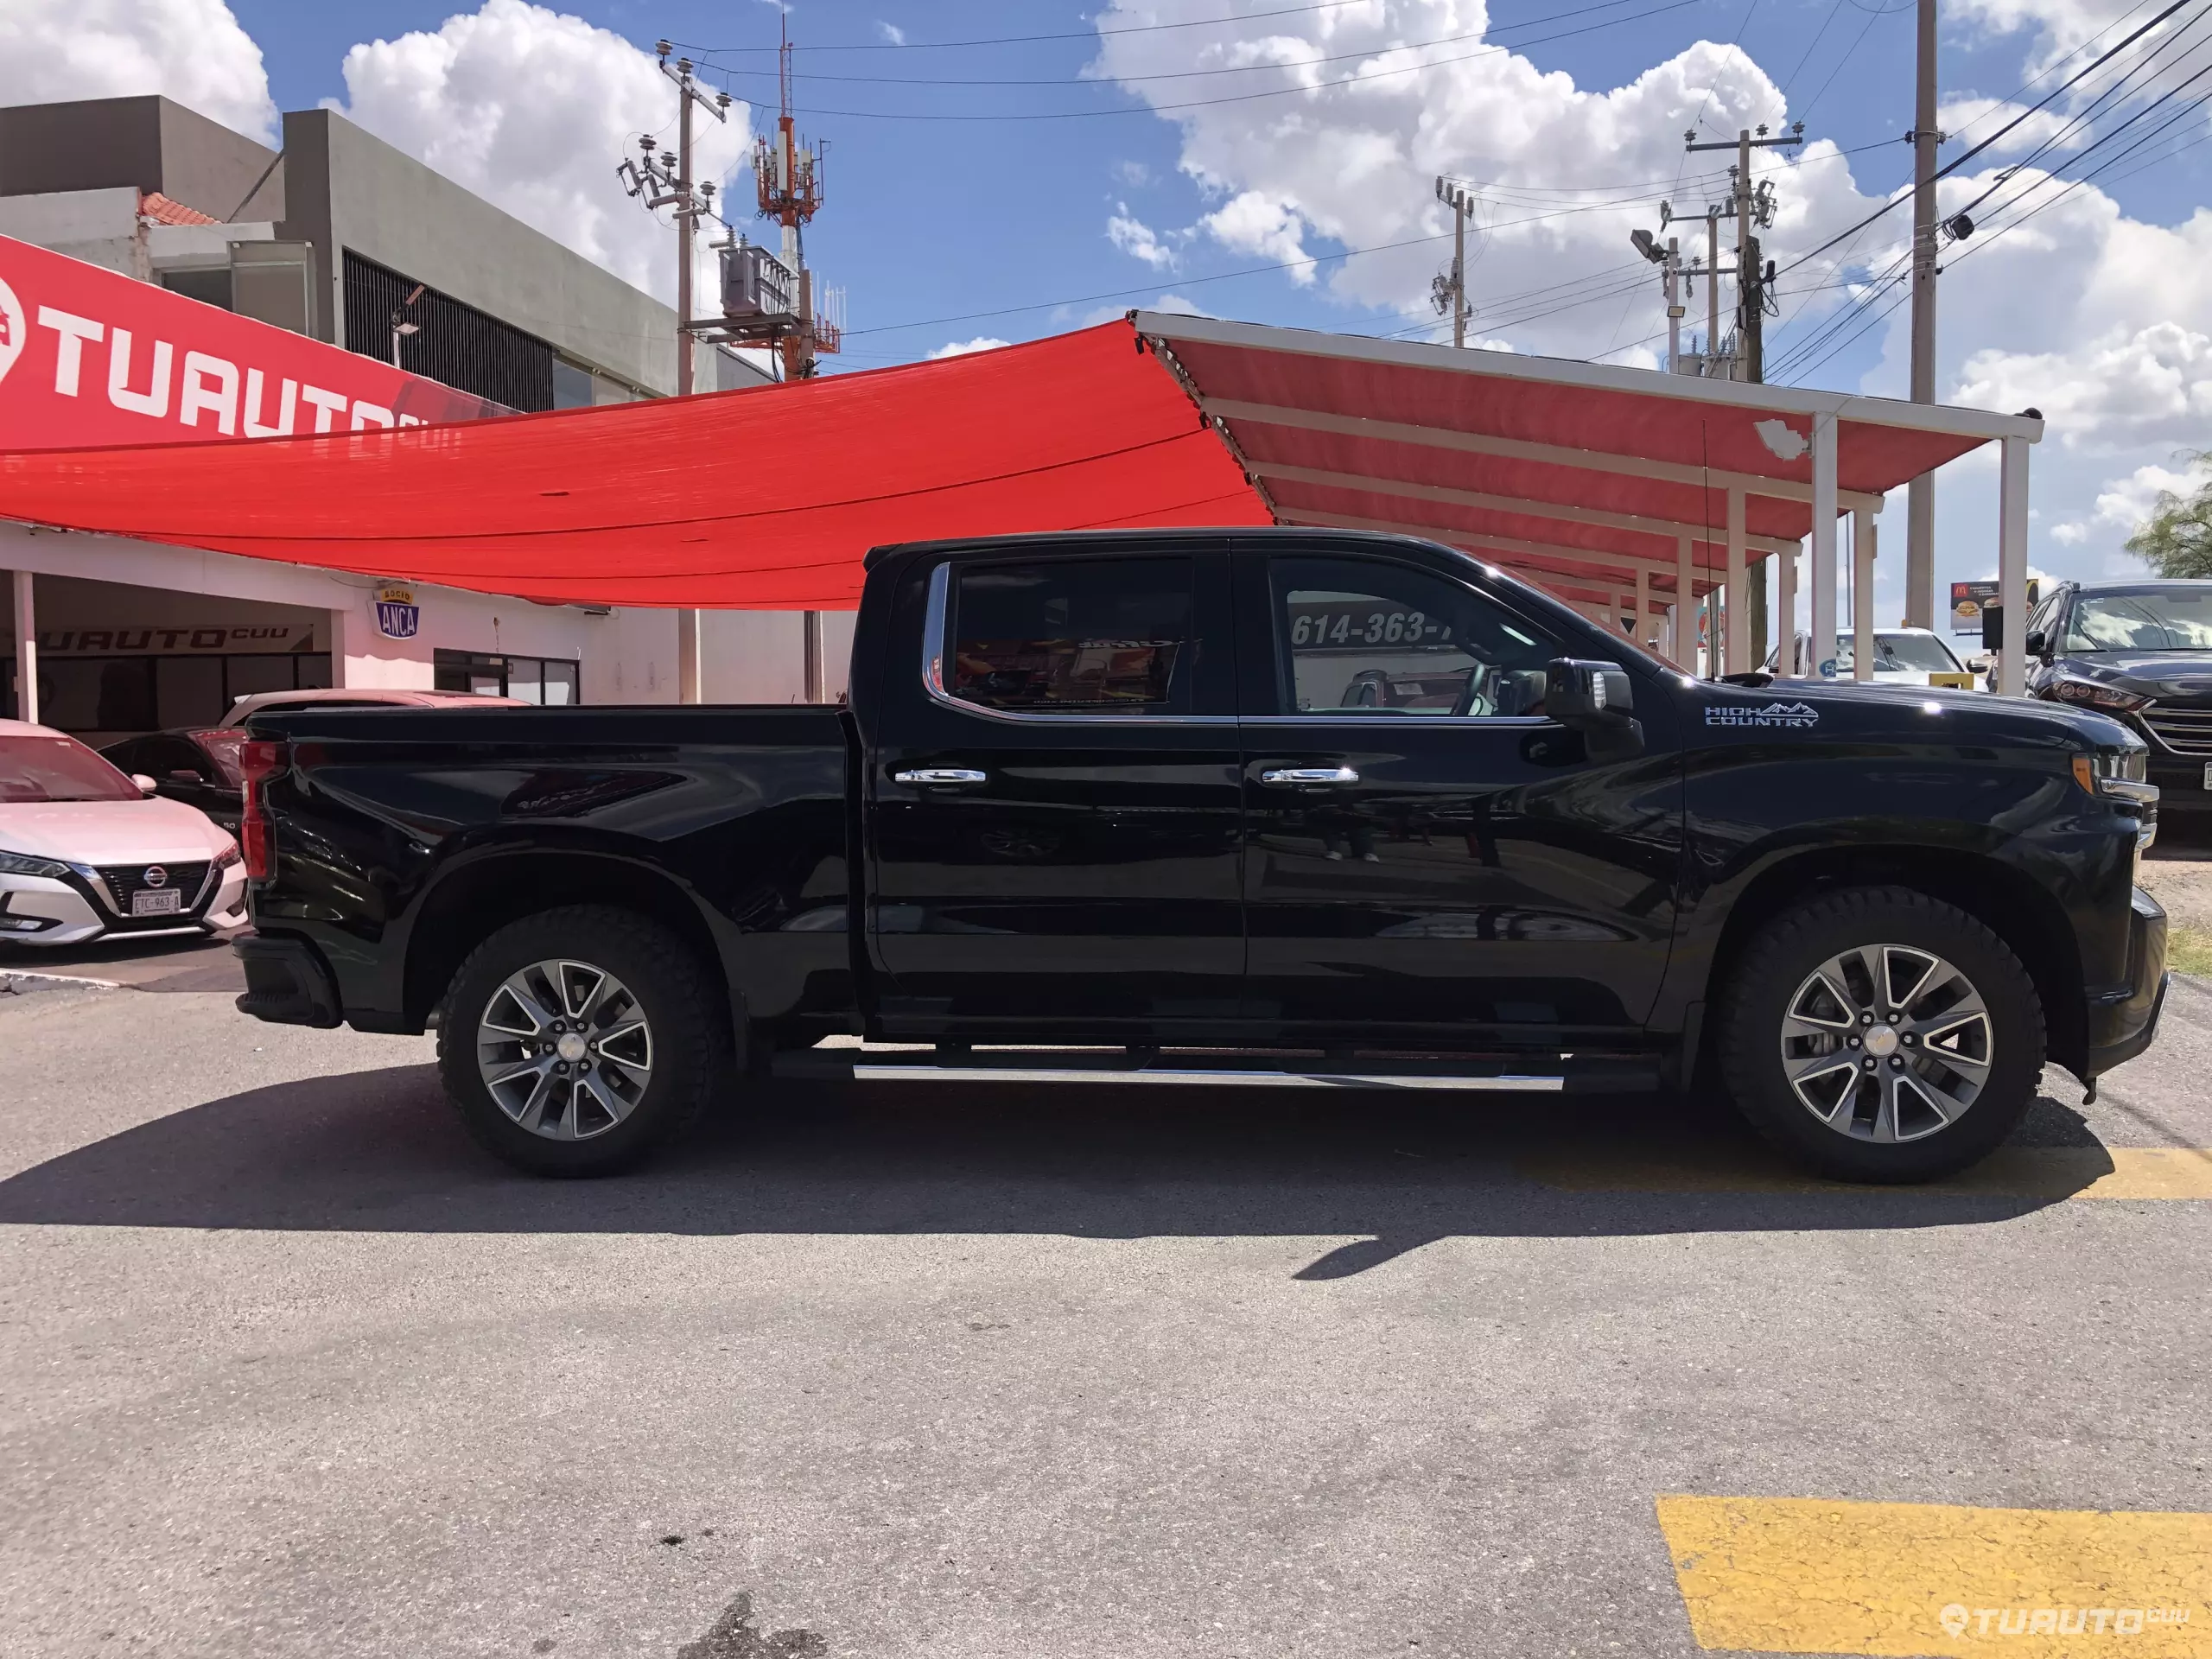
[1832,633,1964,672]
[189,728,250,786]
[2065,588,2212,652]
[0,734,143,804]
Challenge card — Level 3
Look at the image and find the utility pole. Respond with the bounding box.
[1433,178,1477,346]
[1683,123,1801,668]
[617,46,730,708]
[1906,0,1941,629]
[654,43,730,397]
[1629,227,1685,371]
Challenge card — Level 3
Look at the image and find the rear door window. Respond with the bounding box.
[947,557,1197,715]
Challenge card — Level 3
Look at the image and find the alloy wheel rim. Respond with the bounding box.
[1778,943,1993,1143]
[475,958,654,1141]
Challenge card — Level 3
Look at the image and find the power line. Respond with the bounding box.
[683,0,1709,123]
[1775,0,2209,277]
[664,0,1643,55]
[688,0,1666,86]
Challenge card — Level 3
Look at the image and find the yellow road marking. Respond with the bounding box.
[1657,1495,2212,1656]
[1522,1145,2212,1198]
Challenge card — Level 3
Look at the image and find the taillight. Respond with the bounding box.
[236,739,289,880]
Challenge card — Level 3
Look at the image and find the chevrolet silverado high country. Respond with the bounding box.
[232,528,2169,1182]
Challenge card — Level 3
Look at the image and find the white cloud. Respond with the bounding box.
[333,0,752,305]
[928,336,1011,358]
[879,22,906,46]
[1937,96,2086,156]
[1090,3,1875,348]
[1079,290,1212,326]
[0,0,276,143]
[1084,0,2212,592]
[1201,191,1317,283]
[1108,205,1179,270]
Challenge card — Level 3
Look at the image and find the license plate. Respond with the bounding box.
[1928,671,1975,690]
[131,888,181,917]
[2203,762,2212,791]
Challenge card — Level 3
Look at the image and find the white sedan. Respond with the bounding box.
[0,719,246,947]
[1768,627,1980,687]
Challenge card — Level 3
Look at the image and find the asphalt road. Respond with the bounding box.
[2,944,2209,1656]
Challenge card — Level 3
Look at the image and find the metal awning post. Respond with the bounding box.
[1853,509,1876,683]
[1676,533,1694,673]
[1778,542,1798,674]
[1808,413,1840,678]
[9,569,34,725]
[1635,566,1650,652]
[1999,435,2031,696]
[677,609,702,704]
[1725,486,1746,674]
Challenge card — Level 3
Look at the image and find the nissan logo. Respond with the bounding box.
[143,866,168,889]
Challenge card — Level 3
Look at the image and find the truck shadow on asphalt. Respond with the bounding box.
[0,1064,2123,1276]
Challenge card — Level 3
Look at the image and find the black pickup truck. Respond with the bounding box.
[233,528,2169,1182]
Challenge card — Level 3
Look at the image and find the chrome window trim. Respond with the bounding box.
[918,553,1562,731]
[919,556,1236,728]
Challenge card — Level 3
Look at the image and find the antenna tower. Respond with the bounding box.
[748,16,841,378]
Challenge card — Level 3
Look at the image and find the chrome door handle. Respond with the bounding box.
[1258,766,1360,788]
[893,767,988,786]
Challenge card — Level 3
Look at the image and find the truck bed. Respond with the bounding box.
[243,702,855,1037]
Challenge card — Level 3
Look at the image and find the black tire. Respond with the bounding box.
[436,906,717,1177]
[1716,886,2045,1182]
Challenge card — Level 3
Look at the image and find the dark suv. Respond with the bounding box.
[2027,579,2212,821]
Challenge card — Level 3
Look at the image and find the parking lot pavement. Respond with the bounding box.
[2,980,2208,1658]
[0,927,246,995]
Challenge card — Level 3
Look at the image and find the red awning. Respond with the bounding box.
[0,321,1266,610]
[0,309,2037,618]
[1128,312,2039,619]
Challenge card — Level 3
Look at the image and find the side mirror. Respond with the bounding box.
[130,772,159,797]
[2024,626,2050,660]
[1546,658,1643,760]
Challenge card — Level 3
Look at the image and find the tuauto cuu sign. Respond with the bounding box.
[0,231,505,454]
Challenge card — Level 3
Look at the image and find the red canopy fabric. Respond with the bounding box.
[0,321,1267,610]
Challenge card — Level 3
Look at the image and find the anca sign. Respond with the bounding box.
[374,582,420,639]
[0,232,505,453]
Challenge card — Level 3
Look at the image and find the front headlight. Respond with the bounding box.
[2048,675,2151,713]
[212,843,242,871]
[0,849,71,879]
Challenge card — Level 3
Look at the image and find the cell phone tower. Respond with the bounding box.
[750,14,841,379]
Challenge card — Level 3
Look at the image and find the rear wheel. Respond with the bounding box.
[1717,886,2045,1182]
[437,906,715,1176]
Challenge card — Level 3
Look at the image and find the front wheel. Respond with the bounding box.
[437,906,717,1177]
[1717,886,2046,1182]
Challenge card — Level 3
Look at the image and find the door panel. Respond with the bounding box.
[1237,549,1681,1040]
[868,549,1244,1029]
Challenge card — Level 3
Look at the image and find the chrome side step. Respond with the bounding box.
[849,1065,1563,1092]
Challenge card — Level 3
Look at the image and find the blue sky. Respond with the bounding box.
[15,0,2212,623]
[217,0,2212,381]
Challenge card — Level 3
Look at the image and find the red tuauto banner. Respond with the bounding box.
[0,231,504,453]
